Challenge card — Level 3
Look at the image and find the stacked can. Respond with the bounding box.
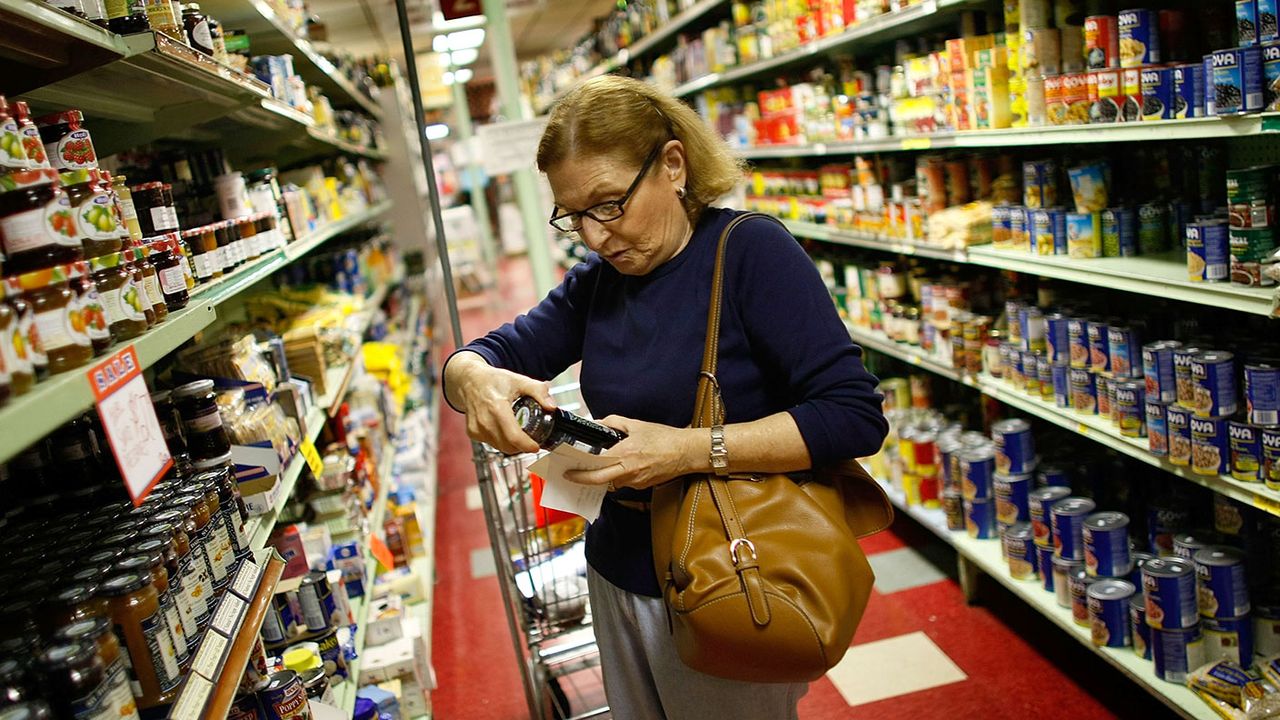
[1225,166,1278,288]
[1141,556,1207,682]
[960,445,997,539]
[1194,546,1254,667]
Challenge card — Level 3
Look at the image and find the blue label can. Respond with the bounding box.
[1038,356,1055,401]
[1087,319,1111,374]
[1212,46,1265,114]
[1023,160,1057,209]
[1264,41,1280,109]
[1067,316,1090,369]
[1107,325,1141,379]
[992,204,1012,247]
[1053,362,1071,408]
[1022,350,1042,396]
[1003,522,1038,580]
[1176,345,1206,410]
[1010,206,1028,250]
[1144,340,1181,403]
[992,418,1035,474]
[1089,579,1136,648]
[1084,511,1133,578]
[1132,552,1156,588]
[1115,380,1147,438]
[1141,66,1175,120]
[1265,428,1280,491]
[1031,208,1066,255]
[1055,557,1085,608]
[1071,569,1099,627]
[1187,220,1231,282]
[994,473,1033,527]
[1101,206,1137,257]
[1131,594,1152,659]
[1195,546,1251,618]
[1203,615,1255,666]
[1246,364,1280,425]
[1229,420,1264,482]
[1168,404,1194,467]
[1191,351,1238,418]
[1046,313,1070,364]
[1119,8,1160,67]
[965,498,996,539]
[1173,63,1206,118]
[1039,545,1057,591]
[1240,0,1262,45]
[1030,485,1073,548]
[1143,557,1200,630]
[1070,368,1098,415]
[1206,54,1218,113]
[1262,0,1279,42]
[1153,627,1207,683]
[1147,398,1170,456]
[960,446,996,500]
[1097,374,1115,421]
[1191,415,1231,476]
[1038,464,1070,487]
[1052,497,1097,561]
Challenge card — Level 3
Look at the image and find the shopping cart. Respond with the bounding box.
[472,384,610,720]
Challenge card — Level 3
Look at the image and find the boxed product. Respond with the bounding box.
[366,594,407,647]
[359,637,420,686]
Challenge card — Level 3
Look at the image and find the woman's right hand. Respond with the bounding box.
[444,351,555,454]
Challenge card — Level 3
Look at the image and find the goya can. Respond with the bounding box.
[1262,0,1279,42]
[1140,66,1174,120]
[992,418,1035,474]
[1229,419,1264,482]
[1264,426,1280,490]
[1142,556,1199,630]
[1191,415,1231,476]
[1003,522,1038,580]
[1192,351,1238,418]
[1052,496,1097,560]
[1118,8,1160,68]
[1212,46,1265,114]
[1132,594,1152,659]
[1088,319,1111,374]
[1242,0,1263,45]
[1175,346,1206,409]
[1070,368,1098,414]
[1067,316,1090,369]
[1031,208,1066,255]
[1053,362,1071,408]
[1054,556,1085,608]
[1144,340,1181,403]
[1187,220,1231,283]
[1264,41,1280,110]
[1132,551,1156,588]
[1038,463,1070,486]
[1009,208,1028,251]
[1203,615,1255,666]
[1067,211,1101,257]
[1122,67,1143,121]
[1070,569,1100,627]
[1147,398,1171,456]
[1138,202,1170,253]
[1108,325,1141,379]
[965,498,996,539]
[1023,350,1042,396]
[1045,313,1070,364]
[1039,545,1057,592]
[257,670,310,720]
[1030,485,1073,548]
[1173,63,1206,118]
[942,490,965,531]
[298,570,338,633]
[1085,15,1119,69]
[1174,531,1214,561]
[1152,627,1207,683]
[1038,356,1055,401]
[1115,380,1147,438]
[1089,69,1124,123]
[1097,374,1114,420]
[1023,160,1057,209]
[1149,501,1192,556]
[992,204,1012,247]
[1246,364,1280,426]
[1089,579,1136,648]
[994,473,1033,527]
[1084,511,1133,578]
[960,445,996,500]
[1195,545,1251,618]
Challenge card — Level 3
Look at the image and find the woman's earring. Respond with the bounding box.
[675,186,686,199]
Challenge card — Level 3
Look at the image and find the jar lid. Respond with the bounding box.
[192,452,233,470]
[65,563,108,586]
[131,181,164,191]
[9,265,70,292]
[147,237,174,255]
[82,547,124,567]
[141,520,176,539]
[99,571,148,597]
[149,509,183,525]
[53,616,111,644]
[36,641,96,671]
[52,581,99,607]
[131,538,167,557]
[87,252,124,272]
[282,647,322,673]
[262,670,300,693]
[115,553,159,574]
[180,228,204,239]
[33,109,83,127]
[99,530,136,549]
[172,378,215,398]
[58,169,93,187]
[0,701,50,720]
[150,388,172,403]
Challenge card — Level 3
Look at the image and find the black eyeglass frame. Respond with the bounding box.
[548,143,666,233]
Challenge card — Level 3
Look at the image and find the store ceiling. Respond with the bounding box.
[308,0,617,83]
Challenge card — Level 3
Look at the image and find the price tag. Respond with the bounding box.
[171,675,213,720]
[87,347,172,505]
[211,595,247,637]
[230,559,261,600]
[300,439,324,479]
[1076,423,1090,435]
[901,137,933,150]
[908,355,922,366]
[191,632,228,680]
[1253,495,1280,516]
[369,531,395,572]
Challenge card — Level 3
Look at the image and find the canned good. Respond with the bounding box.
[1057,72,1091,125]
[1066,211,1101,257]
[1084,511,1133,578]
[1203,615,1255,666]
[1152,627,1206,683]
[1085,15,1119,69]
[1038,544,1057,591]
[1088,69,1124,123]
[1054,556,1085,608]
[260,593,293,647]
[1070,368,1098,414]
[1010,207,1030,250]
[1138,202,1170,254]
[1229,420,1264,482]
[1255,607,1280,656]
[1097,374,1114,420]
[1030,486,1073,548]
[1115,380,1147,438]
[297,571,338,634]
[1118,8,1160,67]
[1191,351,1238,418]
[1264,426,1280,490]
[1052,496,1097,560]
[1175,346,1207,409]
[942,490,966,531]
[1023,350,1043,396]
[1246,364,1280,425]
[1242,0,1263,45]
[1195,546,1251,618]
[257,670,310,720]
[1262,0,1280,42]
[960,446,996,500]
[1147,399,1170,456]
[992,419,1035,475]
[1070,568,1099,627]
[965,498,997,539]
[1169,404,1194,466]
[1031,208,1066,255]
[1045,313,1070,364]
[1023,160,1057,209]
[1143,556,1200,630]
[1038,464,1070,486]
[1264,41,1280,110]
[1192,415,1231,476]
[1089,579,1136,647]
[1023,27,1063,77]
[1038,355,1055,401]
[1187,220,1231,283]
[1121,67,1143,121]
[1132,594,1152,659]
[1087,320,1111,374]
[1144,340,1181,403]
[1003,522,1038,580]
[1053,362,1071,408]
[992,204,1012,247]
[1173,63,1206,118]
[1212,46,1265,114]
[994,473,1033,527]
[1101,207,1137,257]
[1131,551,1156,587]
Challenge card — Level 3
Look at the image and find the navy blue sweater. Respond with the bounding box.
[457,208,887,596]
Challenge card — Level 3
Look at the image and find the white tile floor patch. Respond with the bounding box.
[465,486,483,511]
[826,631,967,707]
[868,546,949,594]
[470,548,497,579]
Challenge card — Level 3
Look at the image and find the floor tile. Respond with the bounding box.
[868,546,949,594]
[470,547,497,579]
[826,631,967,707]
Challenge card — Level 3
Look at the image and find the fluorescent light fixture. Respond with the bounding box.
[432,35,448,53]
[442,71,455,85]
[446,28,485,50]
[454,68,473,83]
[426,123,450,140]
[450,48,479,66]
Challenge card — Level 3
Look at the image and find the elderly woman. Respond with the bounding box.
[443,75,887,718]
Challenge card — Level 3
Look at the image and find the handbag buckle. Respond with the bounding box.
[729,538,757,565]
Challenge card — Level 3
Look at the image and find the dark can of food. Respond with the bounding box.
[1089,69,1124,123]
[1108,325,1141,379]
[229,693,265,720]
[1138,202,1169,254]
[1119,8,1160,67]
[258,670,310,720]
[1038,464,1070,487]
[993,418,1036,474]
[1087,319,1111,374]
[960,445,996,500]
[1194,546,1251,618]
[994,473,1033,527]
[1101,206,1136,257]
[1115,380,1147,438]
[1173,63,1205,118]
[1143,557,1200,630]
[1147,398,1170,456]
[1175,345,1206,409]
[1131,595,1152,659]
[299,668,329,703]
[260,592,293,646]
[1191,350,1238,418]
[1067,316,1090,369]
[1168,404,1193,466]
[1084,511,1133,578]
[1046,313,1070,364]
[1191,415,1231,476]
[1240,0,1262,46]
[1228,419,1263,482]
[1086,15,1119,69]
[1039,545,1057,591]
[1121,68,1143,121]
[1264,41,1280,110]
[964,498,996,539]
[1144,340,1181,402]
[1246,364,1280,425]
[1140,66,1174,120]
[1212,46,1264,114]
[1088,579,1135,648]
[1071,368,1098,414]
[1262,0,1279,42]
[1052,496,1097,561]
[1053,361,1071,408]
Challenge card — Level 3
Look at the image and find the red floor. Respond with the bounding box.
[429,257,1167,719]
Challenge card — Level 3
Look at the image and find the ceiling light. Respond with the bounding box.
[432,35,448,53]
[442,71,455,85]
[450,48,479,66]
[454,68,473,83]
[447,28,485,51]
[426,123,450,140]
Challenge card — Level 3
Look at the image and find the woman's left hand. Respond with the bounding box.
[563,415,697,491]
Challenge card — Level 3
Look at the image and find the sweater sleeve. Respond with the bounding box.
[727,216,888,464]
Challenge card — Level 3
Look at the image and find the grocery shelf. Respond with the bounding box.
[306,126,388,161]
[737,114,1280,159]
[0,0,131,94]
[782,219,968,262]
[246,404,326,550]
[671,0,973,98]
[286,201,393,261]
[845,324,1280,519]
[875,480,1216,720]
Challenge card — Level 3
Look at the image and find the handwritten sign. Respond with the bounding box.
[476,118,548,176]
[88,346,171,505]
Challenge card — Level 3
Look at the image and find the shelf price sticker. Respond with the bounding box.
[191,633,228,681]
[1253,495,1280,516]
[230,559,262,601]
[901,137,933,150]
[299,438,324,479]
[87,346,172,506]
[211,595,247,638]
[170,674,213,720]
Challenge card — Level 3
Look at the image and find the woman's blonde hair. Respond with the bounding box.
[536,75,745,222]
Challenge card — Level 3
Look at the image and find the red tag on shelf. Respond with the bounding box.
[87,346,172,505]
[369,531,395,572]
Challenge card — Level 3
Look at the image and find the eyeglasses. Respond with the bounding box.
[548,144,664,233]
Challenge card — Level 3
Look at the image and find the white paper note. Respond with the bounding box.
[527,444,619,522]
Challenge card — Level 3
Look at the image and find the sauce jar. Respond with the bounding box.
[89,251,148,343]
[169,490,227,589]
[236,215,260,260]
[114,552,189,668]
[132,246,167,323]
[6,278,46,383]
[106,0,150,34]
[146,237,187,311]
[34,111,98,172]
[108,175,143,244]
[13,101,50,172]
[141,0,182,40]
[61,170,122,259]
[14,264,93,374]
[0,170,84,274]
[171,379,231,460]
[147,508,212,631]
[181,4,214,57]
[100,571,180,707]
[138,519,204,641]
[68,261,110,355]
[53,617,140,720]
[180,227,215,282]
[0,97,31,174]
[34,641,115,720]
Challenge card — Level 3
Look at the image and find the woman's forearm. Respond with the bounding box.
[442,350,488,412]
[680,411,813,476]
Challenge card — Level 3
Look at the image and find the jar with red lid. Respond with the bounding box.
[12,264,93,374]
[0,97,31,175]
[34,111,98,172]
[12,101,50,172]
[133,246,167,323]
[159,183,180,231]
[61,169,122,259]
[4,280,39,390]
[147,237,188,311]
[68,260,110,355]
[89,251,148,342]
[181,226,215,282]
[122,250,156,328]
[129,182,171,238]
[0,170,84,274]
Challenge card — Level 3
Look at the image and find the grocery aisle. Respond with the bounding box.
[429,257,1168,720]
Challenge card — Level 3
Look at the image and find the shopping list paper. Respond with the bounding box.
[527,444,618,522]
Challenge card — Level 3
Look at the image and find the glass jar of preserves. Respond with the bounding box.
[89,251,148,343]
[6,279,45,383]
[150,389,186,455]
[171,379,230,459]
[14,264,93,374]
[40,581,109,633]
[171,233,196,290]
[114,552,188,668]
[236,215,259,260]
[132,246,166,323]
[141,0,182,40]
[159,184,180,232]
[122,251,155,328]
[0,97,31,174]
[195,472,236,577]
[34,641,115,720]
[216,220,239,270]
[128,183,171,238]
[180,227,214,282]
[68,261,110,355]
[0,171,84,274]
[53,617,140,720]
[146,237,187,311]
[105,0,149,34]
[140,516,207,638]
[207,16,228,64]
[34,111,98,172]
[194,459,247,557]
[181,4,213,56]
[12,101,50,172]
[108,175,143,244]
[100,571,180,707]
[169,490,227,589]
[61,170,122,259]
[131,537,196,653]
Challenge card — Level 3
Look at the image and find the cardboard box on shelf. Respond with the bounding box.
[359,637,420,686]
[366,595,406,647]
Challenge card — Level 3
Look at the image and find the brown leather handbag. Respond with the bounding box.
[649,213,893,683]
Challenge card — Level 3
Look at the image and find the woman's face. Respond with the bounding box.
[545,140,690,276]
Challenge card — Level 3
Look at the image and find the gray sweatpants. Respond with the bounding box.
[586,565,808,720]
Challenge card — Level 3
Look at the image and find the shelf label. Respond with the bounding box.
[230,559,261,600]
[901,137,933,150]
[87,346,172,506]
[211,595,247,638]
[171,674,213,720]
[1253,495,1280,516]
[300,438,324,479]
[908,354,922,366]
[191,633,228,680]
[1076,423,1090,435]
